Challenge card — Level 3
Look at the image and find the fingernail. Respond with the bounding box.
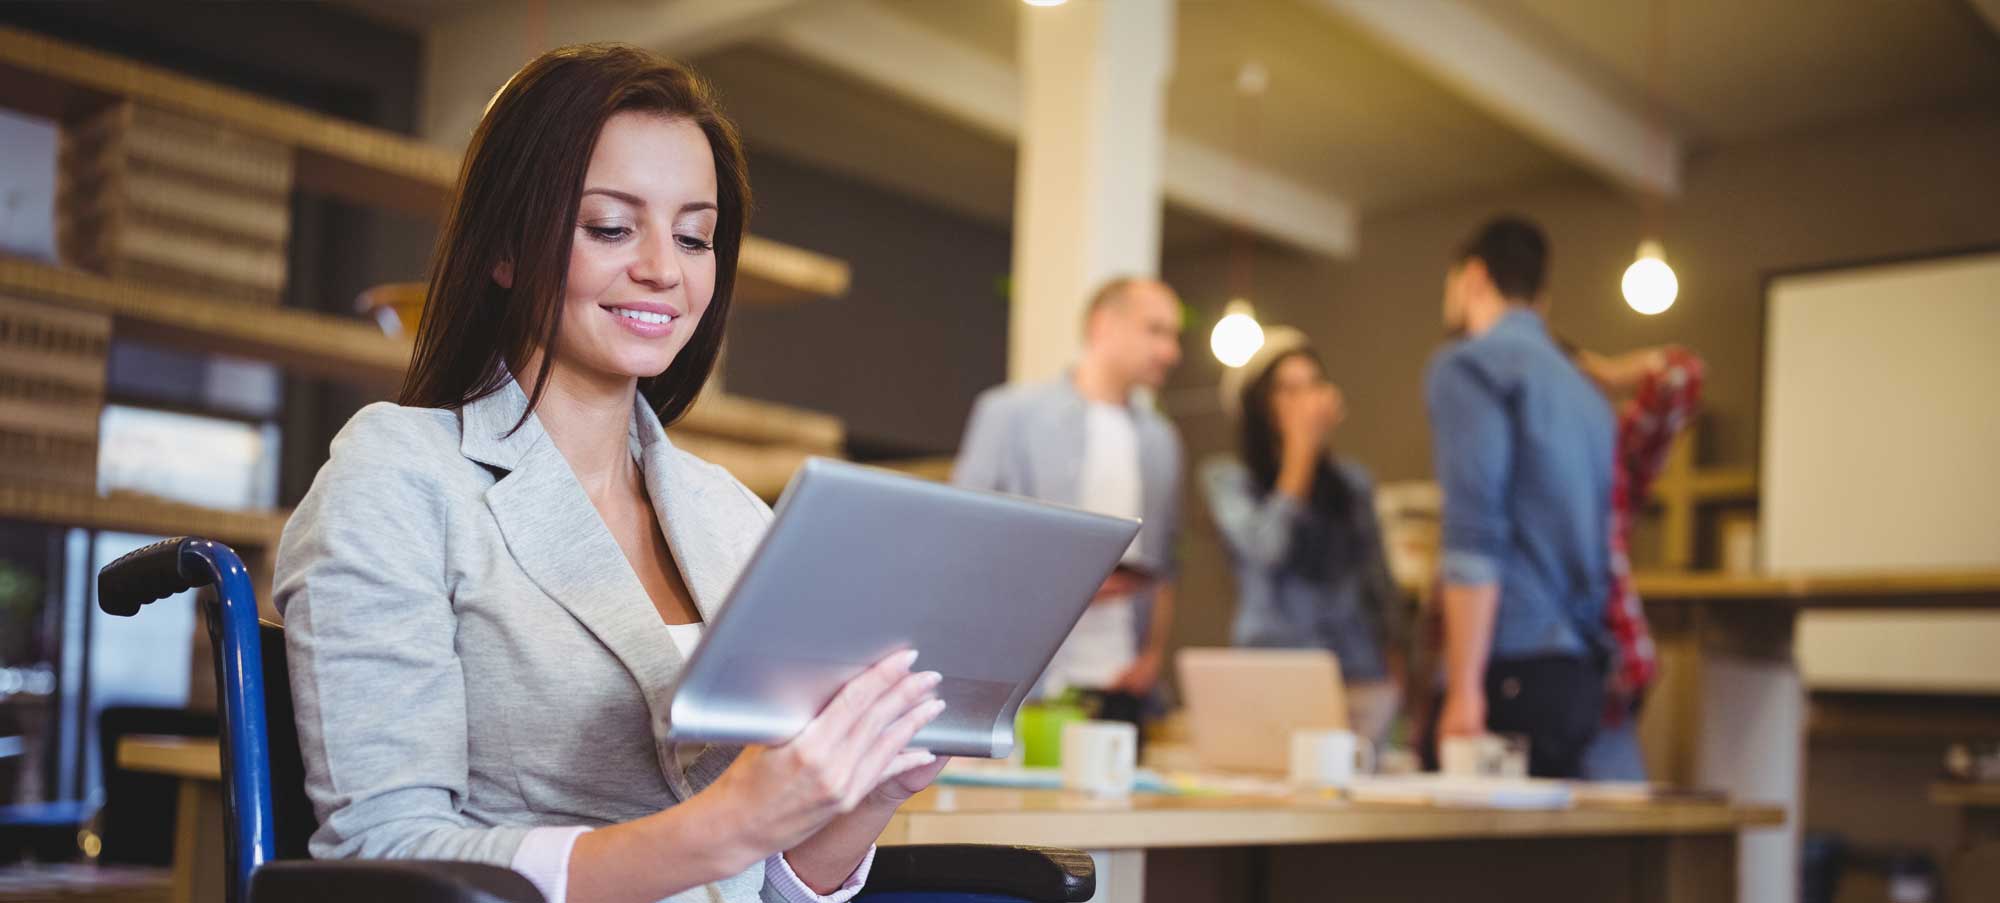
[919,671,943,687]
[925,699,948,715]
[894,649,919,669]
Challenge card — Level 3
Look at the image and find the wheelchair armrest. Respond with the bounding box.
[860,844,1095,902]
[251,859,545,903]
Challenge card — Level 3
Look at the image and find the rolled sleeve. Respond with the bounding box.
[765,847,876,903]
[1425,355,1512,589]
[1200,457,1303,568]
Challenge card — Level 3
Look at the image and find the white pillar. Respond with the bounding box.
[1009,0,1175,383]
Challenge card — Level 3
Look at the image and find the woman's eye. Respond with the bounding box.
[584,225,631,242]
[676,234,714,253]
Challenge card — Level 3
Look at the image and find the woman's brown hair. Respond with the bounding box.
[400,43,750,430]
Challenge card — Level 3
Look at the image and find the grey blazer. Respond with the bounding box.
[274,378,783,902]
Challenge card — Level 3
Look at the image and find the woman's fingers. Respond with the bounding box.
[793,649,917,748]
[840,667,942,752]
[840,697,947,808]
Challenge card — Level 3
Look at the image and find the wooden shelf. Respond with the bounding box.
[3,257,844,451]
[1637,569,2000,606]
[0,257,411,387]
[0,24,849,305]
[0,484,289,550]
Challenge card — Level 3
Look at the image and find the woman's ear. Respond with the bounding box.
[492,260,514,289]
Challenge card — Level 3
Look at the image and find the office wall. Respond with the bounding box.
[724,151,1012,459]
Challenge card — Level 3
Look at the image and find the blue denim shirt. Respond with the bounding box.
[1424,308,1614,660]
[1201,455,1401,682]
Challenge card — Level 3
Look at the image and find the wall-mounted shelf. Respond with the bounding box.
[1636,569,2000,606]
[0,25,850,306]
[0,257,412,385]
[0,484,288,551]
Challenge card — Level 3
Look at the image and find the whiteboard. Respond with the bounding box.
[1763,250,2000,693]
[1763,251,2000,573]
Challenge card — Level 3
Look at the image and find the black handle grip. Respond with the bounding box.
[865,845,1096,902]
[98,536,201,616]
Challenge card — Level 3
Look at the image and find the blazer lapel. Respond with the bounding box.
[466,382,692,785]
[633,395,751,625]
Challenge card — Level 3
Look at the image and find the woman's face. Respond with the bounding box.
[1268,353,1333,410]
[547,111,719,388]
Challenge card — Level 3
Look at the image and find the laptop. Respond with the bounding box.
[1176,647,1349,774]
[664,457,1141,759]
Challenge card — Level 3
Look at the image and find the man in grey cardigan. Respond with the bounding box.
[951,277,1186,724]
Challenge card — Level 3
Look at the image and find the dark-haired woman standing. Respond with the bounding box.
[1202,328,1405,742]
[276,45,942,903]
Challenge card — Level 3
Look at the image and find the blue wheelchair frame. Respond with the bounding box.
[98,537,1092,903]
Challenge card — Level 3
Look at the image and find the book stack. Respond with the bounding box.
[0,294,108,492]
[57,102,293,306]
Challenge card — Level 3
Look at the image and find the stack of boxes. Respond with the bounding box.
[57,101,294,306]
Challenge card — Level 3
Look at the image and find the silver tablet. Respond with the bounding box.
[664,457,1140,758]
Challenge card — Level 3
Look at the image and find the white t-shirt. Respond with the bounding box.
[1040,401,1143,695]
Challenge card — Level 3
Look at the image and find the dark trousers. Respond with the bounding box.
[1421,654,1604,779]
[1482,654,1605,779]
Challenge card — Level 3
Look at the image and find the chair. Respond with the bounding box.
[99,537,1094,903]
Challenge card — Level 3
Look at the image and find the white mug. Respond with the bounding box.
[1440,733,1529,778]
[1061,720,1137,796]
[1290,729,1375,789]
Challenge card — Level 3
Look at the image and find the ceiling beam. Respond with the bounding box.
[420,0,814,146]
[1310,0,1681,198]
[769,0,1358,257]
[1973,0,2000,36]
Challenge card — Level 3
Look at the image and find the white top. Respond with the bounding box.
[1041,402,1143,695]
[665,620,705,660]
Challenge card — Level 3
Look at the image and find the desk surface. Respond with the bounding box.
[880,784,1782,848]
[120,736,1781,849]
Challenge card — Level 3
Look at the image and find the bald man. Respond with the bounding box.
[953,277,1186,722]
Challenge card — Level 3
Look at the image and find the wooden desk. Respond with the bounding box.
[1632,574,2000,903]
[118,736,223,903]
[1933,782,2000,849]
[883,784,1779,903]
[121,735,1783,903]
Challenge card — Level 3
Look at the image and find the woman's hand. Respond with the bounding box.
[701,649,946,868]
[1273,383,1344,499]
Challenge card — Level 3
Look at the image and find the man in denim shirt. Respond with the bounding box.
[1426,217,1614,778]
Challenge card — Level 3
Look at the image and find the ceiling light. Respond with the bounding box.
[1023,0,1068,6]
[1211,299,1265,368]
[1621,240,1678,315]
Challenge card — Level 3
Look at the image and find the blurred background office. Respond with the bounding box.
[0,2,1997,902]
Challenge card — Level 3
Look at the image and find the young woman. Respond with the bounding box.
[275,45,945,903]
[1202,327,1406,742]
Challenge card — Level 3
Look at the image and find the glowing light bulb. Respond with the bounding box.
[1022,0,1067,6]
[1211,300,1265,368]
[1622,240,1678,315]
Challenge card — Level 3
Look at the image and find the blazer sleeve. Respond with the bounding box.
[275,405,535,865]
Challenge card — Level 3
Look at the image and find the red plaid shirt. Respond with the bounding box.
[1603,349,1704,725]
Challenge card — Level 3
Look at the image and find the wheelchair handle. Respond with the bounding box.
[98,536,211,616]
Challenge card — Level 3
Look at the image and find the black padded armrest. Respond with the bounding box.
[251,860,545,903]
[862,845,1095,902]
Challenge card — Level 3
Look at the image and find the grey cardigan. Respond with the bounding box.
[949,373,1183,649]
[274,378,784,902]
